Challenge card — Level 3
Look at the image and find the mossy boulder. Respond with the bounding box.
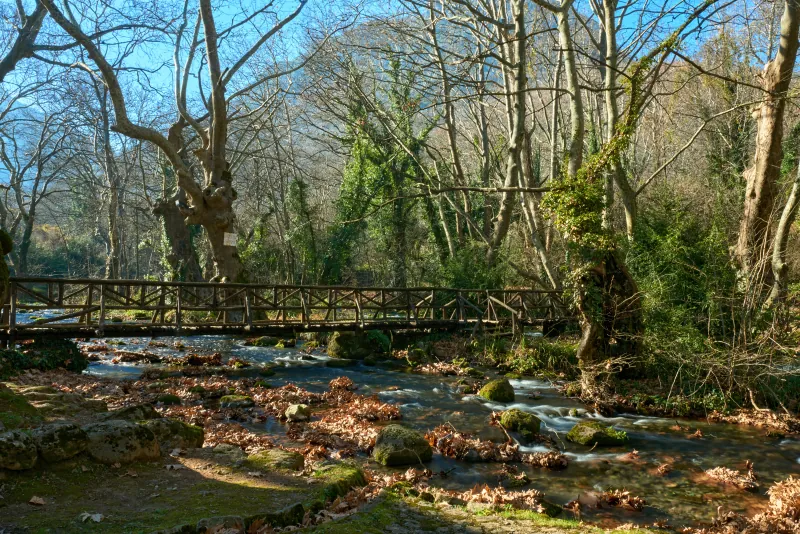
[220,395,254,409]
[0,383,42,429]
[0,429,38,470]
[372,424,432,466]
[565,421,628,446]
[327,331,388,360]
[285,404,310,422]
[478,378,515,403]
[142,418,204,449]
[157,393,182,406]
[312,463,367,504]
[83,420,161,464]
[101,403,161,422]
[33,422,88,462]
[244,449,304,472]
[499,409,541,443]
[245,336,279,347]
[245,503,305,530]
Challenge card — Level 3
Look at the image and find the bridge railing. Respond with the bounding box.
[1,277,567,338]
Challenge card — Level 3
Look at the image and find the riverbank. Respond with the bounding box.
[1,332,799,532]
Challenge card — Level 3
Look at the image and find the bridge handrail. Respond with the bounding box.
[8,277,563,294]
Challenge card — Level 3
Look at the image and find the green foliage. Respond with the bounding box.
[627,188,738,375]
[439,242,507,289]
[322,58,433,286]
[0,339,87,378]
[493,337,579,379]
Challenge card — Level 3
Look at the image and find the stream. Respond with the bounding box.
[51,330,800,528]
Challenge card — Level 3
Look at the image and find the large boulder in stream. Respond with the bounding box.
[327,331,388,360]
[33,422,89,462]
[566,421,628,447]
[0,430,38,470]
[372,424,432,466]
[83,420,160,464]
[500,409,541,443]
[478,379,515,403]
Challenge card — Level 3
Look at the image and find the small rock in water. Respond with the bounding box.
[285,404,311,422]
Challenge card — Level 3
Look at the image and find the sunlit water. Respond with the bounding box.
[18,316,796,528]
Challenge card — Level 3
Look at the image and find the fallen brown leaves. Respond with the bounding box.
[705,461,758,492]
[682,476,800,534]
[598,489,647,511]
[708,409,800,435]
[415,362,468,376]
[424,423,567,469]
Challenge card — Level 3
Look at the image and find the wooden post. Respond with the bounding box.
[245,290,253,330]
[9,283,17,339]
[98,286,106,336]
[176,287,183,334]
[85,284,94,324]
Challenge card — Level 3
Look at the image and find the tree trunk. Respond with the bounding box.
[487,0,526,266]
[575,251,643,397]
[767,160,800,306]
[735,0,800,275]
[153,195,203,282]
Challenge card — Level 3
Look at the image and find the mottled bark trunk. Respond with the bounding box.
[576,251,642,397]
[153,195,203,282]
[487,0,526,266]
[17,214,33,275]
[767,162,800,306]
[558,7,584,179]
[736,0,800,274]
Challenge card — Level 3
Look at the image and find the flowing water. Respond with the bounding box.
[46,328,800,528]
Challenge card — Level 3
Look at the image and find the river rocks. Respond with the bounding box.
[372,424,432,466]
[101,403,161,422]
[33,422,88,462]
[220,395,255,409]
[245,336,280,347]
[478,378,515,403]
[142,419,204,449]
[565,421,628,446]
[285,404,310,422]
[327,331,387,360]
[325,358,358,368]
[499,409,541,443]
[0,430,38,470]
[244,449,304,471]
[83,420,160,464]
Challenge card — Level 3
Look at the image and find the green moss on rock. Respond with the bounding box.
[244,449,304,472]
[312,463,366,504]
[372,424,432,466]
[142,418,204,449]
[499,409,541,443]
[246,336,280,347]
[565,421,628,446]
[478,379,515,403]
[327,331,387,360]
[157,393,182,405]
[32,422,88,462]
[0,429,38,470]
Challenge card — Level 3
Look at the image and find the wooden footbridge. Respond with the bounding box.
[1,277,571,341]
